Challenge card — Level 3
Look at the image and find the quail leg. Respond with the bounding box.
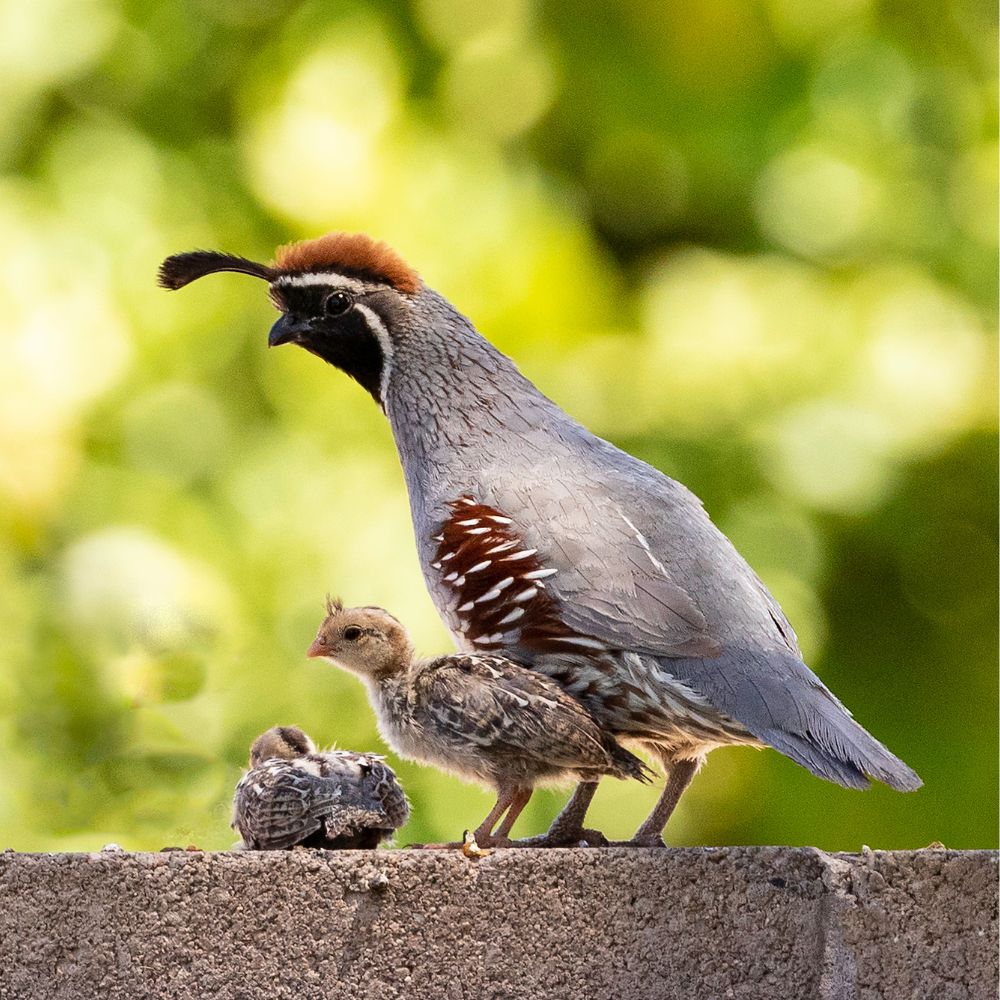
[514,781,608,848]
[470,786,519,846]
[488,787,533,846]
[474,784,544,848]
[620,757,700,847]
[409,786,521,851]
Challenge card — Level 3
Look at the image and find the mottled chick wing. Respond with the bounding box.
[232,760,338,850]
[320,751,410,831]
[415,655,614,772]
[319,803,394,843]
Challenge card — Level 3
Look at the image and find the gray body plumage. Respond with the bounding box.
[233,745,409,850]
[383,290,919,792]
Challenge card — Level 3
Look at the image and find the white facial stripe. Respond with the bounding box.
[354,302,394,408]
[274,272,366,293]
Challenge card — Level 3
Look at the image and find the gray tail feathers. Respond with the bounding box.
[607,739,655,783]
[759,709,922,792]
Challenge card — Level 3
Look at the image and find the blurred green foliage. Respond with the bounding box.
[0,0,995,852]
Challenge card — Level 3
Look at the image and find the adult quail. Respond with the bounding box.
[308,599,651,848]
[161,234,922,846]
[232,724,409,850]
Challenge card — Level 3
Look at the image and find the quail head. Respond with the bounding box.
[162,233,920,847]
[308,600,651,848]
[233,724,409,850]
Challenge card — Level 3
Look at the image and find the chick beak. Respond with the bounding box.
[268,314,311,347]
[306,639,326,659]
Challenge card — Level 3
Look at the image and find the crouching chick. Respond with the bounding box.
[233,725,409,850]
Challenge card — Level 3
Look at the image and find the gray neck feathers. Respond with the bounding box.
[383,289,574,506]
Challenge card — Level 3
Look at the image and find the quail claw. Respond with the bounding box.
[513,826,609,849]
[609,835,667,848]
[461,829,492,858]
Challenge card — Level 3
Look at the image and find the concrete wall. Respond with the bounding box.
[1,847,996,999]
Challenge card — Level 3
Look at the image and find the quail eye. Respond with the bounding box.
[343,626,363,641]
[323,290,353,317]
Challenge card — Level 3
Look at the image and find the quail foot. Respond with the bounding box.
[162,234,920,848]
[307,600,651,849]
[232,725,409,850]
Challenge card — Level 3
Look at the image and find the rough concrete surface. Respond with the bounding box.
[0,847,995,1000]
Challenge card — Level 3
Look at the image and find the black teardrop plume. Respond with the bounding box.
[157,250,277,289]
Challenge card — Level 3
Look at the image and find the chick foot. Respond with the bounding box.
[513,826,609,848]
[608,834,667,848]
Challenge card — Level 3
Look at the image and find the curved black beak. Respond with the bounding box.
[268,315,312,347]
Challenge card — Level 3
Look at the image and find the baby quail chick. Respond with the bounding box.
[308,601,651,848]
[232,725,409,850]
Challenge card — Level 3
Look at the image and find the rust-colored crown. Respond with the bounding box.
[275,233,420,293]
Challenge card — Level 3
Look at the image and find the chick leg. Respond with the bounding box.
[410,787,522,852]
[490,787,533,844]
[625,756,701,847]
[472,786,519,847]
[515,780,606,848]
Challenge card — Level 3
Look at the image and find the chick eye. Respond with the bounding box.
[343,626,363,641]
[323,290,353,317]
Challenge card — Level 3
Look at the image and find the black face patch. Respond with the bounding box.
[273,283,385,402]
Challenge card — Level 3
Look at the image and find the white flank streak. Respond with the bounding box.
[453,575,465,586]
[488,515,512,524]
[466,527,490,535]
[497,607,525,625]
[431,561,442,569]
[486,540,517,555]
[441,552,456,562]
[512,587,537,603]
[457,518,480,527]
[433,535,444,542]
[617,509,673,580]
[459,497,476,506]
[466,560,491,574]
[458,601,475,612]
[522,567,558,580]
[444,572,459,582]
[475,587,503,603]
[502,549,537,561]
[472,634,499,645]
[556,636,606,650]
[354,303,394,408]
